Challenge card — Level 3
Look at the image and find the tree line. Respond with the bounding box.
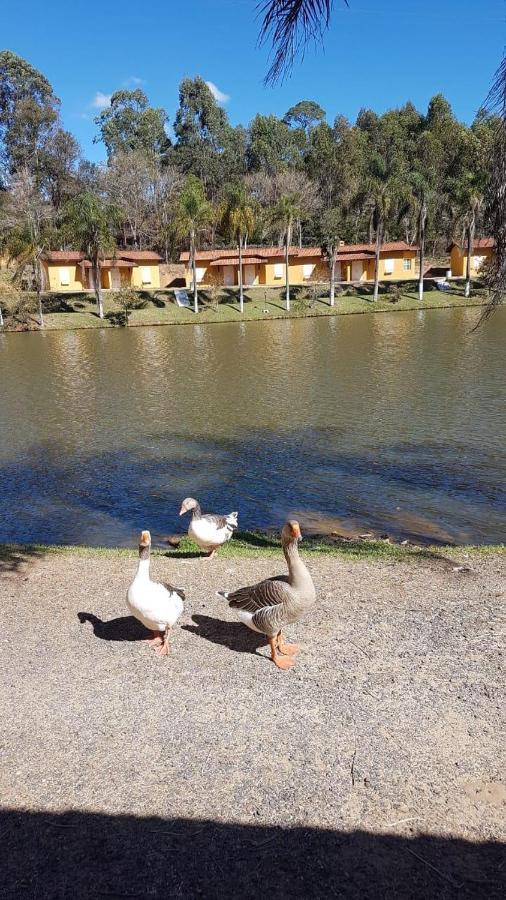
[0,49,500,323]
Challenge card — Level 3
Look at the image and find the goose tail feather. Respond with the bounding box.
[217,590,229,600]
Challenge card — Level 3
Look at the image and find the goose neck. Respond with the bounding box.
[283,540,306,584]
[136,555,151,578]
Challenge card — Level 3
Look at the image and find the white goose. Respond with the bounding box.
[179,497,238,558]
[126,530,185,656]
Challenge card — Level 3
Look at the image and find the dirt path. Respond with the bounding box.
[1,549,504,898]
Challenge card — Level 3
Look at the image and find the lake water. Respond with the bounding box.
[0,306,505,546]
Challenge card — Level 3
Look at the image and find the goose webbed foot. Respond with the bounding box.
[155,626,171,656]
[277,637,300,656]
[145,630,163,647]
[269,637,295,670]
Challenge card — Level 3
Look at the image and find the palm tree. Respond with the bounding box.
[259,0,348,83]
[62,192,119,319]
[220,182,255,313]
[175,175,211,314]
[364,148,405,302]
[481,52,506,319]
[320,207,342,306]
[407,172,432,303]
[462,192,483,299]
[451,170,485,300]
[271,191,306,311]
[367,180,398,303]
[2,168,53,327]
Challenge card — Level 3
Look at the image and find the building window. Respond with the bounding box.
[383,258,395,275]
[195,267,206,283]
[59,267,70,286]
[141,266,152,285]
[273,262,284,279]
[303,263,315,279]
[403,258,412,271]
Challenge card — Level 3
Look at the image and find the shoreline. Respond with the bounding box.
[0,290,488,334]
[2,536,504,563]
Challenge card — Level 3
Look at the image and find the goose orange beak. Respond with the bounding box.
[140,530,151,544]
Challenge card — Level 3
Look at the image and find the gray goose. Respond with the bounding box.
[179,497,238,558]
[217,520,315,670]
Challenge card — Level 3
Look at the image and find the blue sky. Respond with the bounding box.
[4,0,505,162]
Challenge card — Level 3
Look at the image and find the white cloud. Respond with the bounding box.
[205,81,230,103]
[91,91,112,109]
[124,76,145,87]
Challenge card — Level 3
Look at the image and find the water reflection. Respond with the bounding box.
[0,308,505,545]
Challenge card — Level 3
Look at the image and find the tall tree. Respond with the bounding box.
[151,166,183,262]
[0,51,59,178]
[271,187,308,311]
[283,99,325,137]
[220,181,255,312]
[247,114,301,174]
[39,127,81,211]
[410,172,430,302]
[62,192,119,319]
[172,77,242,196]
[1,167,54,326]
[450,129,489,298]
[319,207,343,306]
[481,53,506,319]
[275,170,320,245]
[175,175,211,313]
[104,150,157,249]
[94,90,170,160]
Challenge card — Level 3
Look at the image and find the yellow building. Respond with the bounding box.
[448,239,495,277]
[41,251,88,291]
[180,242,417,287]
[42,250,162,292]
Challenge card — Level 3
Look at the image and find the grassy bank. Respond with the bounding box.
[0,280,489,332]
[1,534,504,566]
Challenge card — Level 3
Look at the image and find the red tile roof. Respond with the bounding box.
[44,249,162,265]
[180,241,417,263]
[120,251,163,261]
[209,256,268,266]
[43,251,86,262]
[81,259,134,268]
[338,251,375,261]
[448,238,494,251]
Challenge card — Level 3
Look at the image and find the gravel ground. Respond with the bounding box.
[1,548,505,898]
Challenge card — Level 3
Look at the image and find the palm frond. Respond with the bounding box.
[475,53,506,326]
[259,0,348,84]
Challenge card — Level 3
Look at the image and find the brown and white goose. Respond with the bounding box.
[179,497,238,558]
[217,520,315,670]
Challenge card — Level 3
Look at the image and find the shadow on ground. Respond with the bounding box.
[0,543,45,575]
[182,613,267,655]
[77,611,150,641]
[2,809,504,899]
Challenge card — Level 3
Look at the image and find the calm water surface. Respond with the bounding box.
[0,307,505,546]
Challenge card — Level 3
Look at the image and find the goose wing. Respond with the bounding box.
[164,583,185,601]
[204,512,238,529]
[227,578,290,635]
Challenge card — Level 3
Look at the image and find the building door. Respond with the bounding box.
[110,268,121,289]
[243,264,256,286]
[223,265,235,286]
[352,260,363,282]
